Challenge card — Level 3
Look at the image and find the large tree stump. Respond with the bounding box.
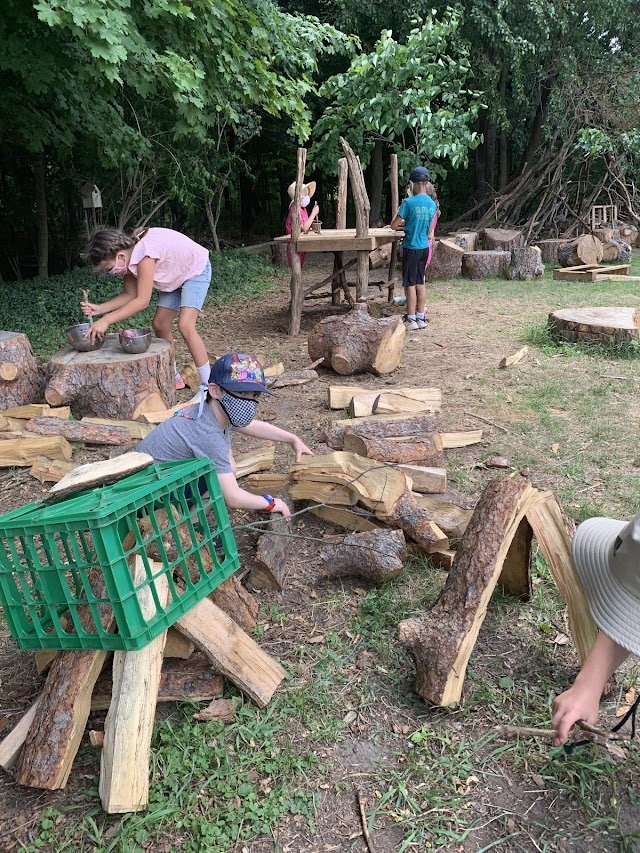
[446,232,478,251]
[601,237,631,263]
[320,528,406,584]
[505,247,544,281]
[424,239,465,281]
[557,235,603,267]
[548,307,639,345]
[482,228,524,251]
[44,335,175,419]
[398,477,540,706]
[461,250,510,280]
[307,304,405,375]
[533,239,568,265]
[0,332,44,409]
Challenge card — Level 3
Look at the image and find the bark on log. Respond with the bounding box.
[343,432,444,466]
[601,237,631,263]
[44,335,175,419]
[307,305,405,375]
[424,239,465,281]
[382,490,449,553]
[209,576,259,633]
[319,528,406,584]
[461,250,511,280]
[505,247,544,281]
[398,477,539,706]
[482,228,524,251]
[533,239,567,265]
[411,494,473,541]
[80,417,154,441]
[248,512,291,591]
[446,232,478,251]
[325,413,438,451]
[24,416,132,445]
[0,332,44,409]
[557,235,604,267]
[268,369,318,389]
[548,307,639,345]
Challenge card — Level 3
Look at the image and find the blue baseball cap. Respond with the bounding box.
[209,353,274,395]
[409,166,430,182]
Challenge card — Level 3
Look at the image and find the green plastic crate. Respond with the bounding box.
[0,459,239,651]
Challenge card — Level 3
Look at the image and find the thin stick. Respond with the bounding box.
[355,788,377,853]
[82,289,93,327]
[464,410,511,434]
[495,724,555,739]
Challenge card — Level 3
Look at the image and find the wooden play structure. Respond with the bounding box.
[590,203,618,231]
[274,141,403,335]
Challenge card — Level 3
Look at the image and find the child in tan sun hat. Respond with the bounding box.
[552,512,640,745]
[284,179,320,267]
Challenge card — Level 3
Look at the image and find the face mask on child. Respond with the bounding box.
[300,195,311,208]
[219,392,259,428]
[109,254,128,276]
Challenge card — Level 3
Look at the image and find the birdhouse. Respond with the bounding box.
[81,183,102,210]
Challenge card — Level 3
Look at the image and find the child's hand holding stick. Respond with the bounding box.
[82,289,94,327]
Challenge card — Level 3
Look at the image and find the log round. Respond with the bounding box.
[481,228,524,251]
[446,232,478,251]
[461,251,510,280]
[320,528,406,584]
[505,247,544,281]
[531,239,567,265]
[557,235,603,267]
[548,307,640,345]
[424,239,465,281]
[307,305,405,376]
[44,335,175,419]
[601,237,631,263]
[0,331,44,409]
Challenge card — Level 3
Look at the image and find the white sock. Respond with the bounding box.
[407,314,416,321]
[173,360,179,378]
[416,312,425,320]
[197,362,211,386]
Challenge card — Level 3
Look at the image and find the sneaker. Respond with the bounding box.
[406,319,419,331]
[416,318,428,329]
[175,374,186,390]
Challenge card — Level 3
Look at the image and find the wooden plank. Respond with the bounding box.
[45,451,154,502]
[99,559,169,813]
[0,698,40,772]
[499,345,528,368]
[175,597,286,708]
[440,430,483,448]
[81,417,154,440]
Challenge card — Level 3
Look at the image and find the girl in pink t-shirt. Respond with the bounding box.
[284,180,320,267]
[83,227,211,389]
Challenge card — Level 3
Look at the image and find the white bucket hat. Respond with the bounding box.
[287,180,316,201]
[572,512,640,657]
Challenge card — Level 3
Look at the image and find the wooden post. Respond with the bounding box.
[340,138,370,301]
[332,157,349,305]
[387,153,400,300]
[288,147,307,336]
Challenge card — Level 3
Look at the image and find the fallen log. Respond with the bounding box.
[248,512,291,591]
[398,477,539,706]
[307,305,406,376]
[0,435,72,467]
[343,431,444,466]
[24,416,132,446]
[557,235,603,267]
[29,455,74,484]
[319,528,406,584]
[382,490,449,554]
[175,597,286,708]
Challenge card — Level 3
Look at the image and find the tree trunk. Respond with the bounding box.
[482,229,524,251]
[533,239,567,264]
[461,250,510,279]
[505,247,544,280]
[34,152,48,278]
[424,239,465,281]
[368,140,384,224]
[557,235,604,267]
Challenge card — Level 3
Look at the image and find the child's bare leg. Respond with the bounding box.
[405,285,417,317]
[178,307,209,381]
[152,306,177,349]
[416,284,426,315]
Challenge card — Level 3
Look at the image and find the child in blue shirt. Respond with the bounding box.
[388,166,437,330]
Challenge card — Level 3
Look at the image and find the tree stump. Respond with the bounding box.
[601,237,631,263]
[446,231,478,251]
[548,307,639,345]
[461,250,510,280]
[319,528,406,584]
[0,332,44,409]
[557,235,603,267]
[44,335,175,419]
[531,239,567,265]
[424,239,465,281]
[307,304,405,375]
[481,228,524,251]
[271,242,289,267]
[505,247,544,281]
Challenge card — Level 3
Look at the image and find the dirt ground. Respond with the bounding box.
[0,253,639,852]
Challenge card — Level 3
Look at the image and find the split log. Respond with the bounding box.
[268,369,318,389]
[325,412,438,450]
[505,247,544,281]
[497,516,533,600]
[526,492,597,663]
[396,465,446,494]
[29,455,74,484]
[601,237,631,263]
[24,416,131,446]
[499,345,528,368]
[289,480,358,506]
[461,250,511,280]
[446,232,478,251]
[132,393,167,421]
[398,478,540,706]
[99,559,169,813]
[0,332,44,408]
[592,227,617,243]
[533,239,568,265]
[319,528,406,584]
[548,307,639,345]
[0,404,51,419]
[362,389,441,418]
[244,472,291,495]
[426,549,456,571]
[368,241,393,270]
[0,435,72,467]
[175,597,286,708]
[234,445,275,479]
[263,362,285,378]
[308,505,381,532]
[0,699,40,772]
[382,490,449,553]
[440,430,483,448]
[81,417,154,440]
[424,238,465,281]
[557,235,603,267]
[44,335,175,419]
[411,494,473,541]
[248,512,291,591]
[13,571,116,789]
[209,576,259,634]
[45,451,154,502]
[482,228,524,251]
[307,305,405,376]
[343,432,444,466]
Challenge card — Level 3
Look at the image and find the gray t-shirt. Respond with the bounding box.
[137,403,233,473]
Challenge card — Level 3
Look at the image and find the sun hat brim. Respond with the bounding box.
[219,380,274,397]
[572,517,640,657]
[287,180,316,201]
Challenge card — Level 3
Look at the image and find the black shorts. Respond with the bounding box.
[402,248,430,287]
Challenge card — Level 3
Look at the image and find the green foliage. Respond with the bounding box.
[310,11,483,178]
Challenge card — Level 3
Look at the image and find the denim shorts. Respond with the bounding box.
[157,260,211,311]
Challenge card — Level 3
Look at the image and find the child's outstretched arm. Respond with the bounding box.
[88,258,155,341]
[551,631,630,745]
[237,420,313,462]
[216,471,291,518]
